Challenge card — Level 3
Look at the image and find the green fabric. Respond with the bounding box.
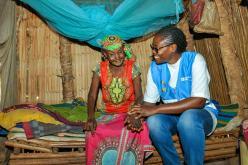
[101,35,123,51]
[40,98,101,123]
[104,43,122,51]
[100,35,134,59]
[216,103,239,128]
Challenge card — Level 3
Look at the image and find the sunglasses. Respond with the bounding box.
[150,44,172,53]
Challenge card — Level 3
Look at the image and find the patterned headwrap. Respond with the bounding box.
[101,35,132,59]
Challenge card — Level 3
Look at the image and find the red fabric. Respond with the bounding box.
[190,0,205,25]
[100,60,135,113]
[86,113,153,165]
[243,120,248,145]
[22,122,34,139]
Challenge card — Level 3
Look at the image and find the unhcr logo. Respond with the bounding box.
[181,76,191,81]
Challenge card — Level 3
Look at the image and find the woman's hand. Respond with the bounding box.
[124,114,143,133]
[85,118,97,134]
[128,104,156,119]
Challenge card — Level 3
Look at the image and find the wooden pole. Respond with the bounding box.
[58,36,75,102]
[4,141,52,153]
[10,152,85,159]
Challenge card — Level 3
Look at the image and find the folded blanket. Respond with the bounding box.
[23,120,84,139]
[2,98,101,128]
[7,132,84,141]
[37,98,102,126]
[0,108,62,130]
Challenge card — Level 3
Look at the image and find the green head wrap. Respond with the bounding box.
[101,35,132,59]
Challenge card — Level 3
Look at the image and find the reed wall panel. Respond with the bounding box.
[16,2,248,107]
[194,37,231,104]
[16,5,153,106]
[226,0,248,107]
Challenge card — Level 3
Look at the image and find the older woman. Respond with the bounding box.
[85,35,153,165]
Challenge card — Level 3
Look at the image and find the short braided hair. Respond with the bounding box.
[155,26,187,53]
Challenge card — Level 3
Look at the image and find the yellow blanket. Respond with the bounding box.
[0,108,62,130]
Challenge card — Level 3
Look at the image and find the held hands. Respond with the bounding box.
[124,104,155,132]
[124,104,143,132]
[128,104,155,119]
[85,118,97,134]
[124,113,143,133]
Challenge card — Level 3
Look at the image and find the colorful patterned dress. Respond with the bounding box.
[86,60,153,165]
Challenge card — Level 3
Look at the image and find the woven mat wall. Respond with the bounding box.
[16,1,248,107]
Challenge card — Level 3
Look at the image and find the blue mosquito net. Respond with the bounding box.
[20,0,186,47]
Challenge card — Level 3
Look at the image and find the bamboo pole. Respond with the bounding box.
[10,152,85,159]
[206,138,236,145]
[9,157,85,165]
[58,36,75,102]
[16,139,50,147]
[205,147,237,157]
[205,141,237,150]
[47,141,85,147]
[15,138,85,147]
[205,154,236,161]
[4,141,52,153]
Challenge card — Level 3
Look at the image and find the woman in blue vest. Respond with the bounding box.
[128,27,218,165]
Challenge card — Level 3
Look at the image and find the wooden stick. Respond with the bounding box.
[48,142,85,147]
[205,147,236,157]
[206,137,236,145]
[205,153,236,161]
[5,141,52,153]
[205,141,237,150]
[172,128,239,143]
[144,156,162,164]
[10,152,85,159]
[16,139,50,147]
[9,157,85,165]
[12,139,85,148]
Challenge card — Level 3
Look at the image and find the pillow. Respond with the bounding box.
[216,103,239,128]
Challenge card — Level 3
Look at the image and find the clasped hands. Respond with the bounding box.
[124,104,152,133]
[85,105,153,133]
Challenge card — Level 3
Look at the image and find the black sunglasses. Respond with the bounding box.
[150,44,172,53]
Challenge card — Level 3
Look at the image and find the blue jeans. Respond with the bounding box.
[147,109,213,165]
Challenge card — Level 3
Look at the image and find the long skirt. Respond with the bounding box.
[86,113,153,165]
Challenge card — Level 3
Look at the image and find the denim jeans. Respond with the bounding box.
[147,109,213,165]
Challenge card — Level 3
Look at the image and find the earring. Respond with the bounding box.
[123,44,132,59]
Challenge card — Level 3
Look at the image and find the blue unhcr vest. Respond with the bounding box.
[150,51,218,117]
